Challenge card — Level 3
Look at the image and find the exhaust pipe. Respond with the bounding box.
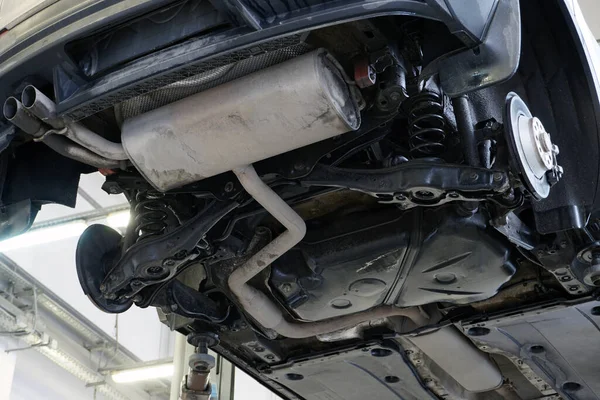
[409,326,503,392]
[3,97,43,136]
[3,96,125,169]
[43,135,125,170]
[22,86,128,161]
[228,165,429,339]
[21,85,64,129]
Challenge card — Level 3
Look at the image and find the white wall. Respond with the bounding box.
[579,0,600,39]
[4,237,164,362]
[9,345,108,400]
[0,340,17,400]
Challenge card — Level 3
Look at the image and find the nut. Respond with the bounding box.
[189,353,215,372]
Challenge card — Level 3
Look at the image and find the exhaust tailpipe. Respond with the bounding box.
[3,97,43,136]
[3,94,125,168]
[21,85,64,129]
[21,86,128,161]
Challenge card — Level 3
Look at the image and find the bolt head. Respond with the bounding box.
[163,259,176,267]
[281,283,292,293]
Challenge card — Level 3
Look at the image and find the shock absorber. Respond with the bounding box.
[452,95,480,167]
[131,190,169,243]
[407,90,448,156]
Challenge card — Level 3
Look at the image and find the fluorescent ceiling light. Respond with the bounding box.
[111,363,174,383]
[106,210,130,229]
[0,221,87,253]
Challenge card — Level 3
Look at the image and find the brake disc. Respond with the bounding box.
[504,92,563,200]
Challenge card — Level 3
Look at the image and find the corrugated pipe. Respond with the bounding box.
[229,165,429,339]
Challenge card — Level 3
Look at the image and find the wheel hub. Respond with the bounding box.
[505,93,563,200]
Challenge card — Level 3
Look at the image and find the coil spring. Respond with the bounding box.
[408,91,448,156]
[133,191,168,243]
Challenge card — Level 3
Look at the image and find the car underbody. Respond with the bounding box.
[2,0,600,399]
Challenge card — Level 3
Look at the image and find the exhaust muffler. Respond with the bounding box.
[121,49,361,191]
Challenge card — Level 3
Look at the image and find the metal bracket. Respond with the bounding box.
[493,212,535,250]
[102,201,238,300]
[301,162,510,209]
[421,0,521,97]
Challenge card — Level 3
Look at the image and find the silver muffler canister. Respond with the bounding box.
[121,49,361,191]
